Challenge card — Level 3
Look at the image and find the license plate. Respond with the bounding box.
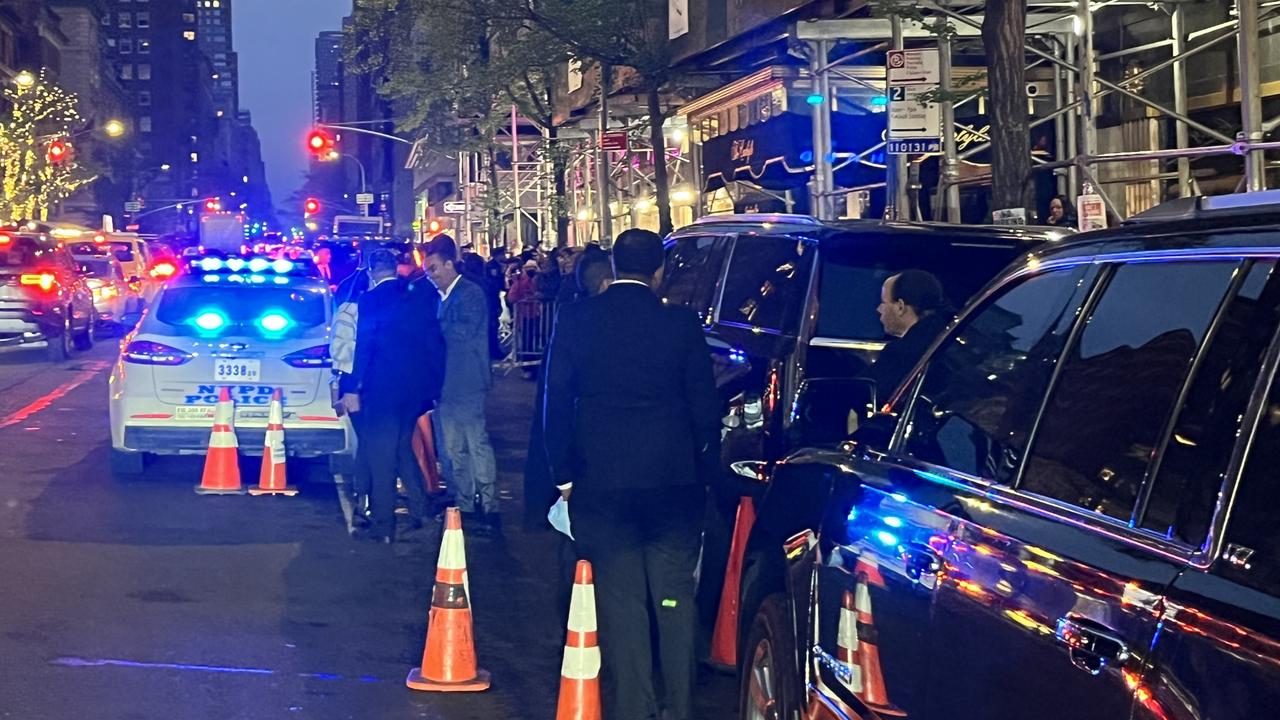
[175,405,216,421]
[214,359,260,383]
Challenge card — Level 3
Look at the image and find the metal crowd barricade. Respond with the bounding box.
[497,298,557,373]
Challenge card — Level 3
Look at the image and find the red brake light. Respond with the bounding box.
[0,234,11,245]
[122,340,194,366]
[150,261,177,278]
[282,345,332,368]
[20,273,57,292]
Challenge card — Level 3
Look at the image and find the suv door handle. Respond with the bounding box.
[900,541,942,582]
[1055,615,1130,675]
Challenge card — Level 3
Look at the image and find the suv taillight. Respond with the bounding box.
[20,273,57,292]
[282,345,331,368]
[122,340,194,366]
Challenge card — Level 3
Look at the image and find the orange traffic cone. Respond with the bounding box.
[411,411,444,495]
[836,589,864,695]
[407,507,490,692]
[196,387,244,495]
[853,563,905,716]
[710,496,756,667]
[556,560,602,720]
[250,389,297,496]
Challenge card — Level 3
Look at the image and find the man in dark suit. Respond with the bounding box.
[543,229,720,720]
[423,236,500,532]
[864,269,952,398]
[340,249,446,543]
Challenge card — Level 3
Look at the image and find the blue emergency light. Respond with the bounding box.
[194,310,228,331]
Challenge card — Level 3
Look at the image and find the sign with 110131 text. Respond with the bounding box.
[887,48,941,155]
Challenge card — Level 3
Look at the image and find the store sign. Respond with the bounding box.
[600,130,629,152]
[731,138,755,162]
[992,208,1028,226]
[356,192,375,206]
[887,48,941,155]
[124,201,142,213]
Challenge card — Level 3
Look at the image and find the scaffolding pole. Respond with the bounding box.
[1239,0,1266,191]
[809,40,835,220]
[938,31,961,222]
[1171,5,1192,198]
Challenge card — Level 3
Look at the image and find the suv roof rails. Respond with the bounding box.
[689,213,823,227]
[1126,190,1280,224]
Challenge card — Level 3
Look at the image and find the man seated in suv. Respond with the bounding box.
[864,269,952,399]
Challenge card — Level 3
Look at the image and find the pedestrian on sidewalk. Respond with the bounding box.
[543,229,721,720]
[340,249,445,543]
[424,235,501,534]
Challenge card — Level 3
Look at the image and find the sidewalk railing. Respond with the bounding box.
[497,298,557,372]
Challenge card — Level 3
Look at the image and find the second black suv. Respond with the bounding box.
[0,228,97,360]
[661,214,1068,638]
[738,193,1280,720]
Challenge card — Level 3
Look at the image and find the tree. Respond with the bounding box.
[982,0,1033,215]
[0,72,95,223]
[521,0,680,236]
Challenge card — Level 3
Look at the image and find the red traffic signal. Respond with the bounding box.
[427,219,442,234]
[304,197,321,216]
[203,198,222,212]
[46,140,69,164]
[306,129,333,155]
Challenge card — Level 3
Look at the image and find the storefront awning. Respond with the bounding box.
[701,111,887,192]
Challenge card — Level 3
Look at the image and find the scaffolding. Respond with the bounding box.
[797,0,1280,222]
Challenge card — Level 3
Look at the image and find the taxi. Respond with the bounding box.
[108,255,352,475]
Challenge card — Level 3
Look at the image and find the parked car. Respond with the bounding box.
[0,228,96,360]
[661,213,1069,636]
[72,251,142,334]
[100,232,160,304]
[737,192,1280,720]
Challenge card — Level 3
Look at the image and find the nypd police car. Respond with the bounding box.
[108,256,352,475]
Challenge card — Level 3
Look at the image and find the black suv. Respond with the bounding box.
[0,228,96,360]
[660,214,1067,637]
[738,193,1280,720]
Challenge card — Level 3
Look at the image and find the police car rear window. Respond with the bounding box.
[155,286,326,330]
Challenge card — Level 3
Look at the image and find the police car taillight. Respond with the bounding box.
[282,345,331,368]
[123,340,194,366]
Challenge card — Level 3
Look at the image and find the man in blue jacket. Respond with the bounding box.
[424,236,500,533]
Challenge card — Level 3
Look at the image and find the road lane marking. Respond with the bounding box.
[334,473,354,532]
[50,656,382,683]
[0,360,110,430]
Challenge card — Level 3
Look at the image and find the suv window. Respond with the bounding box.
[1021,261,1239,521]
[903,265,1096,482]
[1218,357,1280,596]
[1141,261,1280,547]
[817,235,1025,342]
[661,234,724,322]
[718,235,814,334]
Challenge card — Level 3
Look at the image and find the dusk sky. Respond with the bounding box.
[234,0,353,211]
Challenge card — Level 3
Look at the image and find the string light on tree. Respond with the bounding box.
[0,69,95,223]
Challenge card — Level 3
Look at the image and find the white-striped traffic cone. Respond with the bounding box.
[250,388,296,496]
[195,387,243,495]
[556,559,602,720]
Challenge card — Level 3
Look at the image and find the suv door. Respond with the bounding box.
[909,259,1242,720]
[805,263,1100,719]
[1141,260,1280,720]
[661,233,728,325]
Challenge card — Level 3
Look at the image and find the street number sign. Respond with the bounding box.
[887,48,942,155]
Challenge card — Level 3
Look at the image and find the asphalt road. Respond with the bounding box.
[0,341,736,719]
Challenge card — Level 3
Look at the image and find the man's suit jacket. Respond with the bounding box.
[439,275,492,402]
[341,277,446,412]
[543,282,720,502]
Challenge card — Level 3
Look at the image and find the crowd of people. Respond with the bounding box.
[324,228,948,720]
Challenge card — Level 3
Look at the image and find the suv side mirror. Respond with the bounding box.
[790,377,877,447]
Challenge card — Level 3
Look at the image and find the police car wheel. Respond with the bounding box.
[110,449,146,476]
[740,594,797,720]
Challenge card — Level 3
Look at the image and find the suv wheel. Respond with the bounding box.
[46,316,72,362]
[110,448,146,476]
[73,312,94,351]
[740,594,799,720]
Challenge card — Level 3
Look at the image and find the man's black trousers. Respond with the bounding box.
[571,486,702,720]
[355,394,429,538]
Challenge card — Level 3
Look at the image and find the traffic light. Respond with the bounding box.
[427,218,442,235]
[46,140,69,164]
[304,197,321,216]
[203,198,222,212]
[306,129,333,156]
